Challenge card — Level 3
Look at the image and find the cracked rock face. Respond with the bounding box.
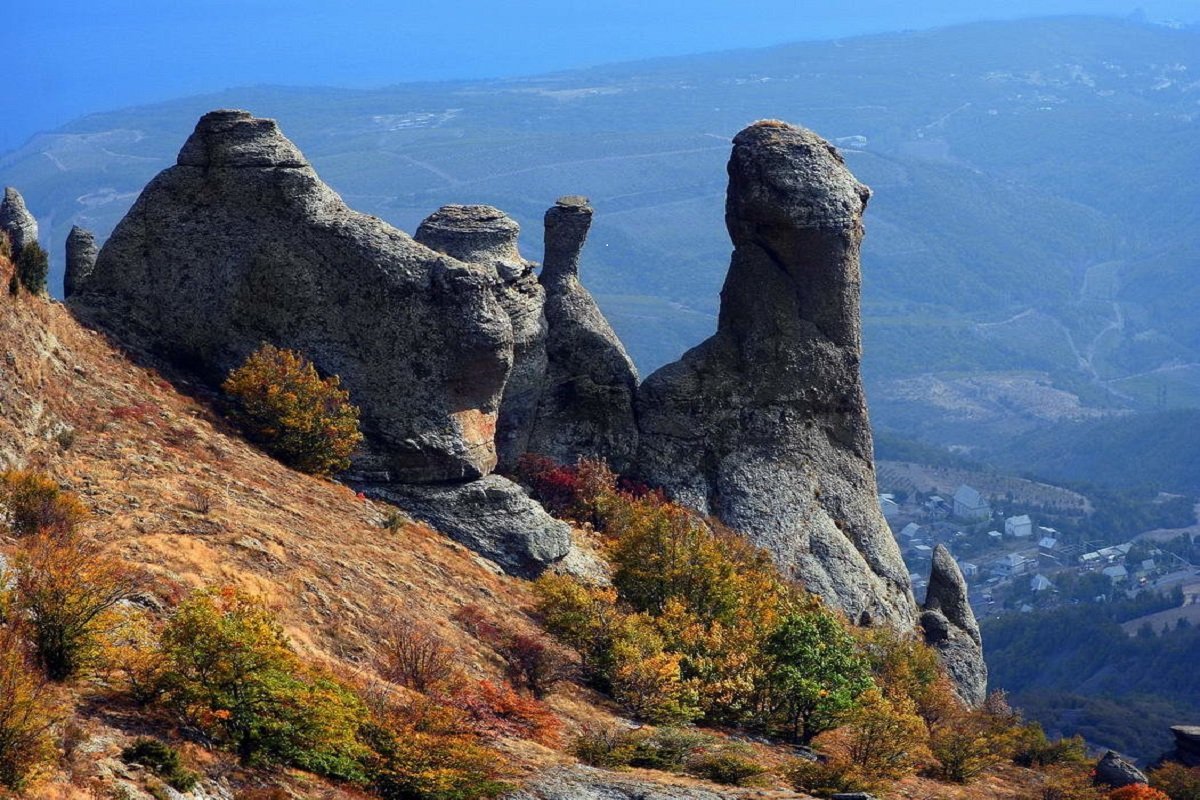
[922,544,987,706]
[0,187,39,254]
[64,226,99,298]
[527,196,640,472]
[416,205,547,472]
[635,121,916,630]
[71,110,513,483]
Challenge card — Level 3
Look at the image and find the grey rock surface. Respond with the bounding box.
[64,225,99,298]
[364,475,571,577]
[416,205,547,471]
[1094,750,1148,788]
[634,121,915,629]
[1168,725,1200,767]
[505,766,795,800]
[922,544,987,706]
[0,187,39,253]
[527,196,639,472]
[71,110,513,483]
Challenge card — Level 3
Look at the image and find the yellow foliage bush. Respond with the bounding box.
[0,626,59,792]
[222,344,363,476]
[0,470,89,538]
[813,688,930,783]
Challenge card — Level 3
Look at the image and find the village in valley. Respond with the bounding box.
[877,463,1200,628]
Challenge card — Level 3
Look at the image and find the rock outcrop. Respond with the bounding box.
[921,544,987,706]
[64,225,99,298]
[527,196,640,472]
[634,121,915,629]
[1094,751,1148,788]
[71,110,513,484]
[506,766,768,800]
[365,476,571,578]
[0,187,38,253]
[1167,725,1200,767]
[415,205,547,471]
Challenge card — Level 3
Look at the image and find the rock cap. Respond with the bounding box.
[416,204,530,281]
[177,109,308,168]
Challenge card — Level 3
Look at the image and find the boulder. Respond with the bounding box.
[505,766,758,799]
[634,121,915,629]
[71,110,513,483]
[64,225,99,298]
[364,475,571,578]
[922,544,987,706]
[415,205,547,471]
[1094,750,1148,788]
[527,196,639,471]
[0,187,38,253]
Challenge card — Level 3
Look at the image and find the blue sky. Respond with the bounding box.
[5,0,1199,151]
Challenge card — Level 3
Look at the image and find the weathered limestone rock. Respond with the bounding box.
[71,110,512,483]
[505,766,769,800]
[922,544,987,706]
[635,121,915,629]
[526,196,639,472]
[0,187,38,253]
[415,205,547,471]
[1094,751,1148,788]
[364,475,571,577]
[64,226,99,298]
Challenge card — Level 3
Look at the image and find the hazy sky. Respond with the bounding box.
[5,0,1199,151]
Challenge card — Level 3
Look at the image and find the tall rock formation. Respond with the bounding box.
[71,110,513,484]
[0,187,38,253]
[415,205,547,471]
[635,121,915,629]
[527,196,640,472]
[64,226,99,298]
[921,544,987,706]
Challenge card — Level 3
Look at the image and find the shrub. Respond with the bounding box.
[443,680,561,746]
[0,470,89,538]
[928,703,1022,783]
[14,530,142,680]
[222,344,363,476]
[363,703,509,800]
[1013,724,1088,767]
[625,727,711,772]
[609,615,700,724]
[0,231,11,260]
[787,757,870,797]
[15,242,48,294]
[571,725,639,768]
[156,587,370,778]
[495,631,574,699]
[0,626,58,792]
[1040,766,1107,800]
[1109,786,1170,800]
[1150,761,1200,800]
[762,609,875,743]
[121,738,199,792]
[684,744,768,786]
[814,689,929,781]
[376,618,454,692]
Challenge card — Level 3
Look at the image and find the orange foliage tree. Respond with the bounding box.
[222,344,363,476]
[0,470,89,538]
[0,626,59,792]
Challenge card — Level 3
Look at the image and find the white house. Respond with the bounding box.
[953,485,991,521]
[1005,514,1033,538]
[1038,536,1059,553]
[1030,574,1055,592]
[898,522,923,540]
[959,561,979,578]
[987,530,1004,543]
[994,552,1031,577]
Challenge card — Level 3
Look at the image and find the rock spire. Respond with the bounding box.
[0,187,38,254]
[635,121,915,628]
[921,544,987,705]
[64,226,99,298]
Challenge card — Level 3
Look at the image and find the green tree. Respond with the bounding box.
[157,587,368,778]
[762,609,874,743]
[222,344,363,476]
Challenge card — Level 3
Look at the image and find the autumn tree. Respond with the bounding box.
[377,618,455,692]
[14,531,142,681]
[222,344,363,476]
[15,242,48,295]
